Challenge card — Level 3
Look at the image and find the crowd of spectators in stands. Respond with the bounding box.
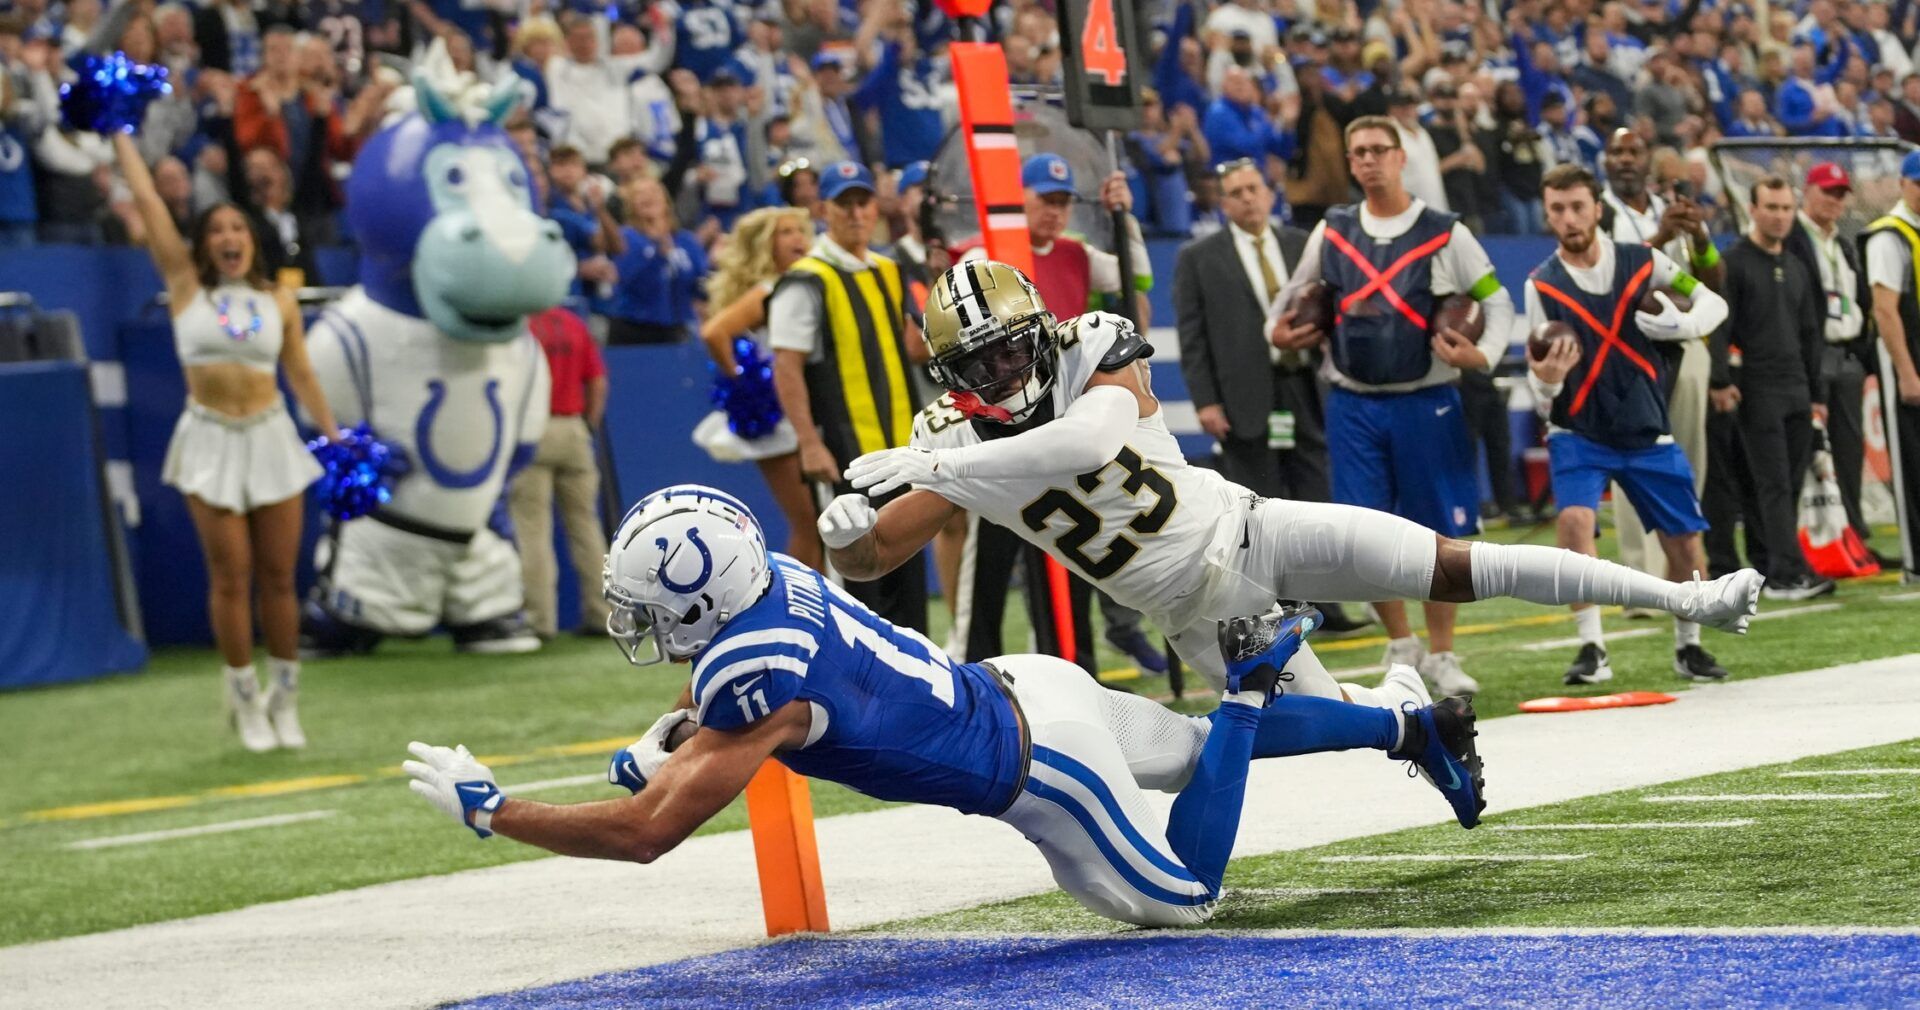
[9,0,1920,298]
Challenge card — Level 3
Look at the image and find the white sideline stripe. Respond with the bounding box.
[1885,590,1920,601]
[9,653,1920,1010]
[1752,603,1844,620]
[871,925,1920,941]
[1522,628,1659,652]
[504,773,607,794]
[1644,793,1892,803]
[1490,820,1754,831]
[1317,854,1590,863]
[1226,887,1406,897]
[1777,769,1920,778]
[67,811,336,851]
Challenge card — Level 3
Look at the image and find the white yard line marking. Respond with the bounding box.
[1777,768,1920,778]
[1334,663,1387,680]
[67,811,336,851]
[503,773,607,794]
[1521,628,1659,652]
[1751,603,1844,621]
[1226,887,1406,898]
[1644,793,1891,803]
[1317,854,1590,863]
[875,925,1920,942]
[1490,820,1754,831]
[1885,590,1920,601]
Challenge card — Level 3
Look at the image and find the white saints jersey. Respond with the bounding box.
[306,288,551,532]
[911,312,1244,622]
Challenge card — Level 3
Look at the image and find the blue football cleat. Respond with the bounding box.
[1391,697,1486,829]
[1218,604,1321,704]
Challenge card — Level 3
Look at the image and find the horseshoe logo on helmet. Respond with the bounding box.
[655,527,714,594]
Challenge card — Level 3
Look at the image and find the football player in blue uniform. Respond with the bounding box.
[404,485,1485,926]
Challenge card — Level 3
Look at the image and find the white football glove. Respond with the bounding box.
[404,741,504,839]
[817,492,879,549]
[1634,291,1692,342]
[845,446,947,496]
[608,708,694,794]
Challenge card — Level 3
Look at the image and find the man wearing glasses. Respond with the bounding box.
[1271,116,1517,697]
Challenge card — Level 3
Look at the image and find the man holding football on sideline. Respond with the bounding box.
[1524,164,1735,686]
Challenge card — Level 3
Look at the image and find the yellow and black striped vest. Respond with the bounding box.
[1863,214,1920,359]
[778,252,916,468]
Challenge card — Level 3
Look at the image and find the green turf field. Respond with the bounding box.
[2,521,1916,947]
[902,738,1920,933]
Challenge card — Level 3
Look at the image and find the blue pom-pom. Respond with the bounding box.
[709,337,783,440]
[307,425,409,521]
[59,52,170,135]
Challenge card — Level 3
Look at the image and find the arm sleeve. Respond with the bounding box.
[766,279,822,355]
[1651,249,1730,340]
[935,385,1140,482]
[1173,247,1221,409]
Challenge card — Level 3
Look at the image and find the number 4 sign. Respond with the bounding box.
[1059,0,1142,132]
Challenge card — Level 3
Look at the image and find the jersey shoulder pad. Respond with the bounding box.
[910,392,978,449]
[1059,311,1152,372]
[690,619,816,730]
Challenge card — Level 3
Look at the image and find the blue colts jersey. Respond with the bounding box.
[690,554,1027,815]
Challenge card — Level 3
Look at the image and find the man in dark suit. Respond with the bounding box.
[1174,157,1365,633]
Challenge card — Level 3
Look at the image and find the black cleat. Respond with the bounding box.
[1673,644,1730,681]
[1389,696,1487,829]
[1562,642,1613,685]
[1219,604,1321,704]
[1761,575,1836,601]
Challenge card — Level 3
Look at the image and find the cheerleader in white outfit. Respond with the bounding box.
[696,207,822,570]
[115,132,338,752]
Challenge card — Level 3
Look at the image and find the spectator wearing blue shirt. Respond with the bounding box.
[0,70,38,249]
[508,18,561,131]
[1726,90,1785,138]
[672,0,744,82]
[1538,91,1598,175]
[1153,3,1209,117]
[1204,66,1294,169]
[1777,41,1853,136]
[849,33,948,170]
[545,145,622,299]
[693,63,756,232]
[1510,31,1575,126]
[605,175,709,346]
[1128,87,1209,237]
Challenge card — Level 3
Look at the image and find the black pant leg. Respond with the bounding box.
[1898,400,1920,571]
[1822,349,1871,537]
[1218,436,1283,498]
[1703,409,1749,576]
[1738,387,1814,582]
[1275,368,1332,502]
[960,518,1025,662]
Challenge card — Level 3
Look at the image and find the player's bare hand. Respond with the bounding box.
[1430,327,1488,370]
[1197,404,1232,440]
[1271,309,1323,350]
[817,493,879,550]
[1530,335,1581,385]
[846,446,945,496]
[1100,170,1132,214]
[798,441,838,484]
[1899,370,1920,407]
[1711,385,1742,413]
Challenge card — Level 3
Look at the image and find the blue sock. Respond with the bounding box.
[1165,700,1261,897]
[1219,693,1401,759]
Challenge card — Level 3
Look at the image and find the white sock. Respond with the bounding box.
[1675,619,1701,648]
[1469,541,1681,612]
[268,657,299,692]
[1341,683,1387,708]
[1224,689,1266,708]
[223,664,258,697]
[1574,606,1605,645]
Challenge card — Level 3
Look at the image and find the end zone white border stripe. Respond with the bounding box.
[1644,793,1891,802]
[1522,628,1659,652]
[1777,769,1920,777]
[69,810,336,850]
[867,925,1920,941]
[1318,854,1590,863]
[1491,820,1754,831]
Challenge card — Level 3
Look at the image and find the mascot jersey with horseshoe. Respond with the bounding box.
[304,80,574,641]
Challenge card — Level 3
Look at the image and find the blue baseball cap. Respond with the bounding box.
[820,160,876,200]
[1903,151,1920,182]
[898,160,930,190]
[1022,153,1076,196]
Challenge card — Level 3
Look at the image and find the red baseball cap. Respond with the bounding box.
[1806,162,1852,192]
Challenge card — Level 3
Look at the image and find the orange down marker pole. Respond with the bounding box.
[743,760,830,935]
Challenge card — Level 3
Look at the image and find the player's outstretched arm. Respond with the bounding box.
[822,489,958,580]
[405,703,809,864]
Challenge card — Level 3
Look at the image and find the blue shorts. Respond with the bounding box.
[1326,384,1480,537]
[1547,433,1709,536]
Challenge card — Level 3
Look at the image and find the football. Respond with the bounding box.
[1529,320,1577,361]
[666,718,699,752]
[1637,288,1692,315]
[1430,293,1485,343]
[1282,279,1336,334]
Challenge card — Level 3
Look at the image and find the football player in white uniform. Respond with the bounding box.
[822,260,1765,707]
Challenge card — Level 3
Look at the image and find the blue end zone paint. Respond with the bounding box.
[456,933,1920,1009]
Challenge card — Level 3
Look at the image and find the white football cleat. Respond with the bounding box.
[266,669,306,750]
[1382,635,1427,672]
[225,667,277,753]
[1419,651,1480,698]
[1677,569,1765,633]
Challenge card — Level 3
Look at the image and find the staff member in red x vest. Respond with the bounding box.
[1271,115,1515,698]
[1524,164,1734,687]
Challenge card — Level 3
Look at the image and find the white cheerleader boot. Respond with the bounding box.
[265,659,307,749]
[224,665,277,752]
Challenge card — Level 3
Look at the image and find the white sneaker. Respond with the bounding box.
[1382,636,1427,671]
[224,667,277,753]
[1418,651,1480,698]
[1676,569,1765,633]
[265,668,306,749]
[1380,663,1434,710]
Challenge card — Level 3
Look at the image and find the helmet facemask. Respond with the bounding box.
[929,312,1057,424]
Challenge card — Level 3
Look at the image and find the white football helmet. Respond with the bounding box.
[603,484,771,666]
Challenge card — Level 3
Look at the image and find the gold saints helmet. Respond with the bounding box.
[924,260,1057,423]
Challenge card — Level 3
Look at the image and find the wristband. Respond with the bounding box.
[457,780,505,839]
[1691,243,1720,270]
